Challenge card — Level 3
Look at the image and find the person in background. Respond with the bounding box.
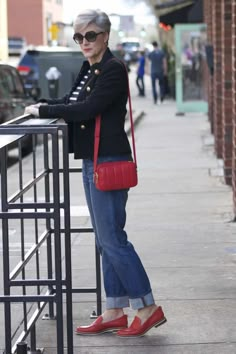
[24,9,167,337]
[123,51,131,72]
[148,41,167,104]
[136,50,145,97]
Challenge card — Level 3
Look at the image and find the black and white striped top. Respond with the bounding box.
[68,69,91,103]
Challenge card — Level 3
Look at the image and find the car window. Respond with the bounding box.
[19,52,37,66]
[122,42,140,50]
[0,69,11,99]
[3,67,25,96]
[9,68,25,95]
[8,37,26,56]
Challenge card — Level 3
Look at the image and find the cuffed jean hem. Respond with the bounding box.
[130,291,155,310]
[106,291,155,310]
[106,296,130,309]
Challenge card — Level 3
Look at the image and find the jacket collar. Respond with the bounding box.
[81,47,114,73]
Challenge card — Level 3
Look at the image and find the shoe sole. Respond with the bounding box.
[75,326,127,336]
[116,317,167,338]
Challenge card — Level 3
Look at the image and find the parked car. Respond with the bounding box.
[0,63,36,154]
[17,46,126,100]
[8,36,26,56]
[17,47,41,99]
[120,37,141,62]
[17,46,84,99]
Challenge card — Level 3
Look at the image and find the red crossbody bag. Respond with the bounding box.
[93,62,138,191]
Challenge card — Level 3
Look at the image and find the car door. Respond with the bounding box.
[0,66,13,124]
[0,65,35,154]
[3,65,34,119]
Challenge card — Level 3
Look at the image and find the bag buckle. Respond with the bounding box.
[94,172,98,183]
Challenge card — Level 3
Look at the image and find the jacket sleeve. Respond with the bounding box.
[39,61,127,121]
[38,94,69,105]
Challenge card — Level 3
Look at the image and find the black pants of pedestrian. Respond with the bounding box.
[151,72,165,103]
[136,75,145,96]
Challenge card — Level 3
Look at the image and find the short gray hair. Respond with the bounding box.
[74,9,111,33]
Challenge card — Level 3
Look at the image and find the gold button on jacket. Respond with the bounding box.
[86,86,91,92]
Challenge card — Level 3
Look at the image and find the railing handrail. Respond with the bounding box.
[0,114,60,149]
[1,114,58,125]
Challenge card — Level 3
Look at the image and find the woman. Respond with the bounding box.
[25,9,166,337]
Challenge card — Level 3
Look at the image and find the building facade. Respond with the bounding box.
[7,0,63,46]
[0,0,8,61]
[203,0,236,213]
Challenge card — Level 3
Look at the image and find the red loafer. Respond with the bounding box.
[116,306,166,337]
[75,314,128,335]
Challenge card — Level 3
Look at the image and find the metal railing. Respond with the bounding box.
[0,115,101,354]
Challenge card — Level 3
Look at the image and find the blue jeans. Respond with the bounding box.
[151,72,165,103]
[82,155,155,310]
[136,75,145,96]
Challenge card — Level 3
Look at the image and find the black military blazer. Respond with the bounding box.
[39,48,131,159]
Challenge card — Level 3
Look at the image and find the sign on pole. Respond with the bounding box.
[119,15,134,32]
[48,24,60,41]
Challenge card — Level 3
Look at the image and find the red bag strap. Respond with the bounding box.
[94,114,101,172]
[94,58,137,173]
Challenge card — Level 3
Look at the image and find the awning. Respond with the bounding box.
[155,0,194,13]
[157,0,203,26]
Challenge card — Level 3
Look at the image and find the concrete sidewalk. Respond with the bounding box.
[40,72,236,353]
[1,70,236,353]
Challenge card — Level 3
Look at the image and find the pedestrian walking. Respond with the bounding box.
[24,9,167,337]
[124,52,131,72]
[136,50,145,97]
[148,41,167,104]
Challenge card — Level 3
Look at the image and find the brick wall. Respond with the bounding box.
[7,0,64,46]
[212,0,223,158]
[204,0,236,212]
[7,0,44,45]
[222,0,233,185]
[204,0,214,133]
[232,0,236,212]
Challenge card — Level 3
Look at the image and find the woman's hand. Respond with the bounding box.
[24,105,39,117]
[34,102,48,108]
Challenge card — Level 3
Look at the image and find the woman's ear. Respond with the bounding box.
[104,32,109,44]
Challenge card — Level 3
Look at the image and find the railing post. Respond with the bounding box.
[1,147,12,354]
[16,342,28,354]
[52,131,64,354]
[30,325,36,352]
[43,133,55,320]
[61,125,74,354]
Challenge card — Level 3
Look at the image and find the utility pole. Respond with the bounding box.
[0,0,8,62]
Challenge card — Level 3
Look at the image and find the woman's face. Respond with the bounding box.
[73,23,109,65]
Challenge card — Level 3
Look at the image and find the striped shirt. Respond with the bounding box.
[68,69,91,103]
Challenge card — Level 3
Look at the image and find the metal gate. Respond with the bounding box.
[0,115,101,354]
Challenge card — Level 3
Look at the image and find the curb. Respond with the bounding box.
[126,110,145,136]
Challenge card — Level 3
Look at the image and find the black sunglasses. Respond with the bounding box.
[73,31,104,44]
